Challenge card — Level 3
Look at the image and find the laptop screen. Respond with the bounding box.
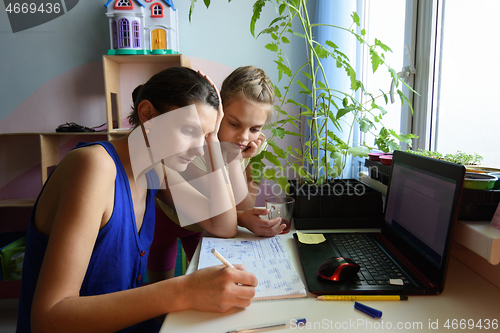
[384,161,458,268]
[382,151,465,274]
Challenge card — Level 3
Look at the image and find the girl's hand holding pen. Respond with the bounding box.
[181,265,257,313]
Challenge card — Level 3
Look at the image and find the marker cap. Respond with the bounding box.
[354,302,383,318]
[295,318,307,325]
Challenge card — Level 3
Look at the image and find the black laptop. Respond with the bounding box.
[293,150,465,295]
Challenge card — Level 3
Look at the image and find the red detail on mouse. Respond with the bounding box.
[318,257,360,282]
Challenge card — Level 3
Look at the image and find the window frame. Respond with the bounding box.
[112,21,118,49]
[151,3,164,18]
[118,18,131,48]
[132,20,141,48]
[115,0,134,10]
[410,0,443,151]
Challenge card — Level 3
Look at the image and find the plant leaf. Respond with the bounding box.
[314,45,328,59]
[296,80,311,94]
[265,43,279,52]
[273,85,282,98]
[263,167,277,179]
[325,40,338,49]
[375,38,392,52]
[359,117,374,133]
[250,152,265,184]
[279,3,286,15]
[291,163,309,178]
[263,151,281,167]
[389,67,399,89]
[277,176,290,193]
[372,102,388,116]
[347,146,369,158]
[288,29,305,38]
[301,71,312,81]
[351,12,360,26]
[188,0,197,22]
[268,16,287,27]
[342,97,348,107]
[269,139,287,158]
[251,0,267,37]
[379,89,388,104]
[271,127,285,139]
[369,49,382,73]
[346,66,358,90]
[275,60,292,76]
[257,25,279,38]
[337,106,355,119]
[397,90,414,114]
[283,130,304,137]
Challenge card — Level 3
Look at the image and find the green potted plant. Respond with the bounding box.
[190,0,416,227]
[405,149,483,165]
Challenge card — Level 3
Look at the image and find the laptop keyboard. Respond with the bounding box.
[329,234,411,286]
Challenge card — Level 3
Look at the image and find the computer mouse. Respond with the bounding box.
[317,257,360,282]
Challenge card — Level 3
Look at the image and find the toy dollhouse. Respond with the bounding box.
[104,0,179,55]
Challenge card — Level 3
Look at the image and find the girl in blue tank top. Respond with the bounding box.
[16,67,257,333]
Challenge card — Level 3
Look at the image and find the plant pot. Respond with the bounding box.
[459,188,500,221]
[287,179,383,230]
[463,172,498,190]
[368,152,385,161]
[465,166,500,174]
[379,154,393,165]
[465,167,500,189]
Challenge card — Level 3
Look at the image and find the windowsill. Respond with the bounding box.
[454,220,500,265]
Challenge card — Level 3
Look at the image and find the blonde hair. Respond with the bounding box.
[220,66,275,120]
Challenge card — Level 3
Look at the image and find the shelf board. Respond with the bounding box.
[103,54,189,65]
[108,129,132,134]
[0,198,36,208]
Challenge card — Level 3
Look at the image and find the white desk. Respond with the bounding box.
[161,227,500,332]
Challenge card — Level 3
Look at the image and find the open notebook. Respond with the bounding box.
[198,236,307,300]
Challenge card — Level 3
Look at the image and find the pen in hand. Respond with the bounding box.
[211,248,235,269]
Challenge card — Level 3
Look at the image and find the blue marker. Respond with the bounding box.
[354,302,383,318]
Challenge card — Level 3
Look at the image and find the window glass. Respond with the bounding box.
[153,4,163,16]
[116,0,131,7]
[119,18,130,48]
[362,0,406,150]
[435,0,500,166]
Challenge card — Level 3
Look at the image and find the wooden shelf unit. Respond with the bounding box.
[103,54,191,136]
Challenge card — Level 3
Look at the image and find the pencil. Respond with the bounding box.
[317,295,408,301]
[211,248,235,269]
